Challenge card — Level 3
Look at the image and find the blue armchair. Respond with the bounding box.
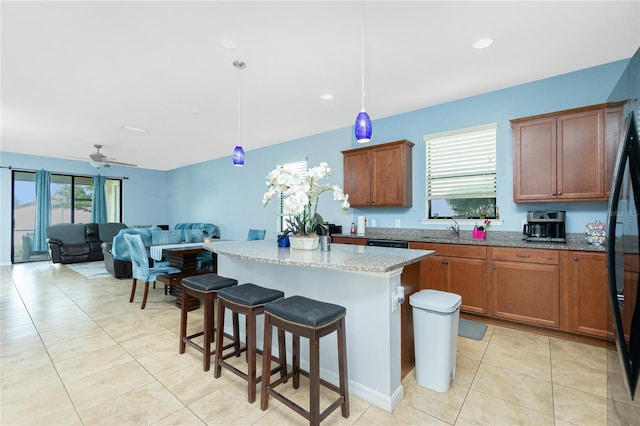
[247,229,266,240]
[124,234,181,309]
[102,227,160,278]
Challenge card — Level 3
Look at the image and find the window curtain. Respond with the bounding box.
[91,175,107,223]
[33,170,51,252]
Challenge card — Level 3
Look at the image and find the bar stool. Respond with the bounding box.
[260,295,349,425]
[179,273,239,371]
[214,283,288,403]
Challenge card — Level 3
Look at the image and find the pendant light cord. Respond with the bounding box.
[361,1,366,111]
[233,60,246,147]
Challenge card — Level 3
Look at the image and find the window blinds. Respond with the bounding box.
[425,123,497,200]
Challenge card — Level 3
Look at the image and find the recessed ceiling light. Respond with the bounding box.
[320,93,334,100]
[120,125,147,134]
[219,37,238,49]
[192,110,201,116]
[473,38,494,49]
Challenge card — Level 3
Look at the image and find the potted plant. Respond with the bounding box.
[263,162,350,250]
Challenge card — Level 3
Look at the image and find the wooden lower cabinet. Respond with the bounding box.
[410,243,487,315]
[331,236,367,245]
[490,247,560,328]
[566,251,609,338]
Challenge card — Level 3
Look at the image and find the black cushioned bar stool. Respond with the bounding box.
[260,295,349,425]
[214,283,288,403]
[180,273,239,371]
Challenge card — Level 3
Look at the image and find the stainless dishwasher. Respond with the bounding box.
[366,239,409,249]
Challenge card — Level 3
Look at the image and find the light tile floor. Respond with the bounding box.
[1,261,638,425]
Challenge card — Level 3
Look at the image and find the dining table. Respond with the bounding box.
[151,241,218,311]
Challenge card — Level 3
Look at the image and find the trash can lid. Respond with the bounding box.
[409,289,462,313]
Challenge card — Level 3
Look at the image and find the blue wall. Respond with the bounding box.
[0,58,630,263]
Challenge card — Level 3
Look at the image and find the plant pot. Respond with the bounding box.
[289,234,319,250]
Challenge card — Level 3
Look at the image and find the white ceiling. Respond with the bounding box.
[2,1,639,171]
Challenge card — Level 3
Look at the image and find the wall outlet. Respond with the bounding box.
[395,219,401,228]
[371,218,376,227]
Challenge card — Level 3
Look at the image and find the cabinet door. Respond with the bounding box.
[447,257,487,314]
[343,150,371,207]
[513,117,556,202]
[491,261,560,328]
[570,252,608,337]
[557,109,604,200]
[370,143,411,206]
[419,255,446,291]
[605,106,623,198]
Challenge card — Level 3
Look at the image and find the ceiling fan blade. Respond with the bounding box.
[100,159,138,167]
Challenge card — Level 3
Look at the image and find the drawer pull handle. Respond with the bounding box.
[516,254,530,258]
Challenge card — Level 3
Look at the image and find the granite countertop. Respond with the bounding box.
[205,240,434,273]
[333,228,606,252]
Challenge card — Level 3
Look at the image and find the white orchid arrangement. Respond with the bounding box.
[263,162,350,239]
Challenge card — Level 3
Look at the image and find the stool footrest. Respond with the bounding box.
[265,386,344,424]
[182,332,237,355]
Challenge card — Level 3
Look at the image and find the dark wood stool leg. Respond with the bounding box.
[293,333,300,389]
[213,298,225,378]
[309,332,320,426]
[278,329,287,379]
[203,292,213,371]
[338,317,350,417]
[260,313,273,411]
[179,288,188,354]
[234,311,241,355]
[247,309,257,403]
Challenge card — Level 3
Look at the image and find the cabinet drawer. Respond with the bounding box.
[332,236,367,246]
[491,247,559,264]
[410,242,486,259]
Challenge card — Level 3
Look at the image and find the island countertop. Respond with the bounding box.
[205,239,434,273]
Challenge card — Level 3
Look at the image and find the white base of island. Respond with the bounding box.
[217,255,405,412]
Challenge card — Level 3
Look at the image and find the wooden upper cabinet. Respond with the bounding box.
[511,103,623,203]
[342,140,414,207]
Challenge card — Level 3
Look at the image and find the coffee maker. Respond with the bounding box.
[523,211,566,243]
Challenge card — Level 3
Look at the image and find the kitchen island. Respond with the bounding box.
[205,240,434,412]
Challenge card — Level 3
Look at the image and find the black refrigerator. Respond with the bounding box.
[606,47,640,423]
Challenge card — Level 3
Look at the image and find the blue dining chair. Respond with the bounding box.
[247,229,266,241]
[124,233,181,309]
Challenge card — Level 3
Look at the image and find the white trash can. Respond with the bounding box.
[409,289,462,392]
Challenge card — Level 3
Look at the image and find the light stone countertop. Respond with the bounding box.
[205,239,434,273]
[334,228,607,252]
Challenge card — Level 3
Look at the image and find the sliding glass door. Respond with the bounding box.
[11,171,122,263]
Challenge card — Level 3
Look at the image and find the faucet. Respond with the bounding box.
[448,219,460,238]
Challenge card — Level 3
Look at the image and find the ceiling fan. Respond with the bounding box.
[78,144,138,168]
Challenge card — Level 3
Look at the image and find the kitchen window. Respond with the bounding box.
[425,123,497,219]
[275,159,307,232]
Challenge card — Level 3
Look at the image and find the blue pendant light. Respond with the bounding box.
[232,145,245,166]
[355,1,372,144]
[232,60,246,166]
[355,110,372,143]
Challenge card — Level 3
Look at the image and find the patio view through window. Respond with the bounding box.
[12,171,122,263]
